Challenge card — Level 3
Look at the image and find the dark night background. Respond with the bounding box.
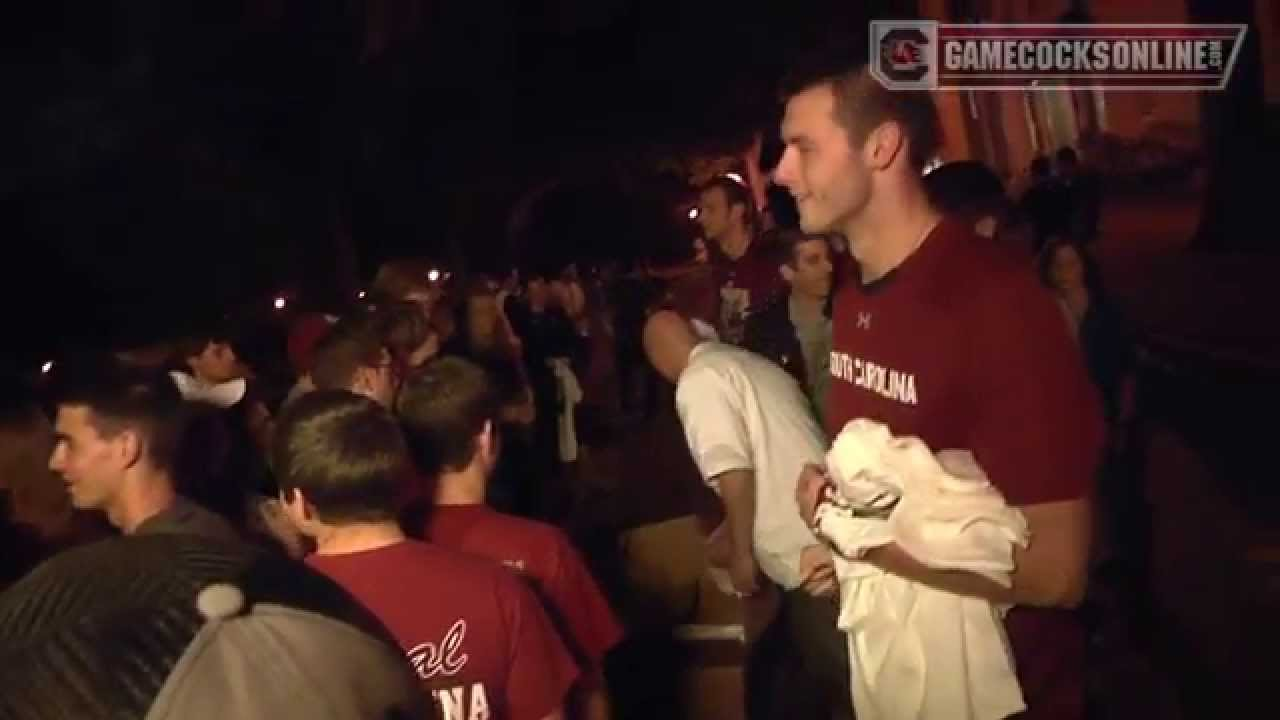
[1,0,916,371]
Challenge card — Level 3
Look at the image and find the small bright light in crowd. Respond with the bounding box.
[41,361,54,375]
[687,207,699,220]
[724,172,745,184]
[428,269,441,282]
[274,296,286,310]
[358,290,367,299]
[921,156,944,176]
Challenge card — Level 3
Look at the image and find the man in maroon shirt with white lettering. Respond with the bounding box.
[698,176,786,343]
[397,357,625,720]
[776,43,1104,719]
[272,390,578,720]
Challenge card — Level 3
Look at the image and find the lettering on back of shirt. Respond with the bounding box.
[409,620,490,719]
[829,351,918,406]
[434,682,490,720]
[408,619,469,680]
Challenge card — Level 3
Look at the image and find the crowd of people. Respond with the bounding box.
[1,42,1140,720]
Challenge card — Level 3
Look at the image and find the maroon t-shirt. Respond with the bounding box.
[422,504,624,685]
[825,218,1105,720]
[710,239,785,343]
[307,540,578,720]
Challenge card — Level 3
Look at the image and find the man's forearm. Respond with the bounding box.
[716,469,756,557]
[865,498,1090,609]
[864,543,1014,604]
[574,677,611,720]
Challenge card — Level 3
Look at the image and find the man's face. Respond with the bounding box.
[697,187,736,243]
[467,295,501,341]
[356,347,400,408]
[48,405,127,511]
[1049,244,1086,291]
[775,84,871,235]
[692,237,709,264]
[526,278,549,309]
[189,341,239,384]
[783,238,834,299]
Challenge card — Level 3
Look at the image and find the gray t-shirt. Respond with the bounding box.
[134,496,240,543]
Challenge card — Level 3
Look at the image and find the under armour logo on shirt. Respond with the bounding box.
[857,312,872,330]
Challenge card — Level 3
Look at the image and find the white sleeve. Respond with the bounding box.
[675,366,753,489]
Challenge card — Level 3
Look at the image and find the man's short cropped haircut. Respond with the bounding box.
[375,302,431,366]
[763,227,833,270]
[271,389,408,524]
[395,357,500,477]
[54,363,185,471]
[701,176,756,227]
[779,38,941,171]
[310,315,385,391]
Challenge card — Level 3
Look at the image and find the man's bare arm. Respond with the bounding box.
[716,468,759,594]
[798,467,1090,608]
[863,497,1092,608]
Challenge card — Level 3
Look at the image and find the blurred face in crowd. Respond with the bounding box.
[697,186,740,243]
[692,237,709,264]
[974,214,999,239]
[48,406,128,511]
[351,347,400,408]
[782,237,834,300]
[467,293,501,345]
[403,286,437,319]
[775,83,871,235]
[188,341,240,384]
[526,277,550,311]
[1049,243,1086,292]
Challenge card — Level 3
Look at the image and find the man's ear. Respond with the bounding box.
[477,420,496,462]
[279,487,312,523]
[865,121,906,171]
[350,367,373,396]
[117,428,144,469]
[779,264,796,284]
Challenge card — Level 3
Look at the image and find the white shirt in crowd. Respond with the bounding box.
[674,341,826,589]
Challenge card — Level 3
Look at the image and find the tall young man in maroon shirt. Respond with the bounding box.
[396,357,624,720]
[777,43,1104,720]
[274,390,578,720]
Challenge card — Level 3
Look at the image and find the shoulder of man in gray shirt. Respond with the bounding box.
[134,496,240,543]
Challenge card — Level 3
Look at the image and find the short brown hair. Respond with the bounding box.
[272,390,408,523]
[375,303,431,366]
[395,357,499,477]
[763,227,832,269]
[780,40,941,171]
[701,176,756,228]
[371,259,431,302]
[53,364,185,472]
[310,315,384,391]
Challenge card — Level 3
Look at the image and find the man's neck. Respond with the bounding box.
[313,522,406,556]
[111,471,178,534]
[434,466,488,507]
[844,178,942,284]
[717,225,752,261]
[789,290,826,322]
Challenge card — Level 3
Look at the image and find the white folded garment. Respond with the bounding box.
[816,418,1029,720]
[169,371,247,409]
[547,357,582,463]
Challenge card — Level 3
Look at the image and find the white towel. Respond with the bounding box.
[169,371,247,409]
[816,418,1029,720]
[547,357,582,463]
